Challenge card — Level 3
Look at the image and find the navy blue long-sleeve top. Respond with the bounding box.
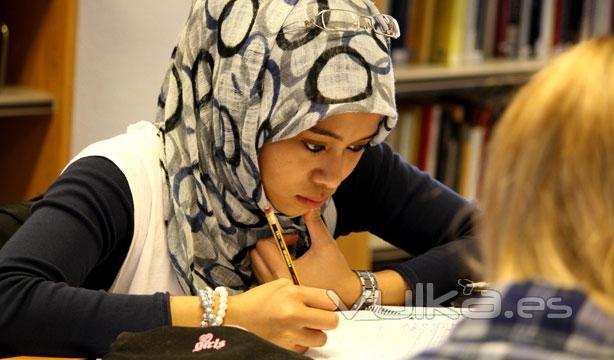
[0,142,476,357]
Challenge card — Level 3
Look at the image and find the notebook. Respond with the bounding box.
[306,307,462,359]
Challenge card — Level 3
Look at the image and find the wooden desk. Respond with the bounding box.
[4,357,80,360]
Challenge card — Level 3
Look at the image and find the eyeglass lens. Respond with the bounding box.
[318,10,361,31]
[316,10,398,38]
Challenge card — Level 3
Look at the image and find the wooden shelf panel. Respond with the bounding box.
[0,0,76,201]
[0,85,54,117]
[394,59,547,93]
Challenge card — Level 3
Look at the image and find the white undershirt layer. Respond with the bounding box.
[69,121,184,295]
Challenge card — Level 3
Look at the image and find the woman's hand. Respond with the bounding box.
[250,209,361,307]
[224,278,339,353]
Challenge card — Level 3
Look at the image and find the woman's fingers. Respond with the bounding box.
[292,344,309,354]
[249,248,274,284]
[303,209,336,252]
[299,286,340,311]
[292,287,340,330]
[254,237,292,280]
[303,209,327,242]
[224,279,339,354]
[252,232,299,281]
[295,307,339,331]
[283,233,300,246]
[296,328,329,348]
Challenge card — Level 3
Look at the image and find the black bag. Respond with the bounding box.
[104,325,312,360]
[0,200,34,250]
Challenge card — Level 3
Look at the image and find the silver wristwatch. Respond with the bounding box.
[351,270,380,310]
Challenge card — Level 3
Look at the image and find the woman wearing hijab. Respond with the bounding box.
[0,0,476,357]
[414,37,614,359]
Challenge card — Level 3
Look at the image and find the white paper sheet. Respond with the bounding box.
[305,307,462,360]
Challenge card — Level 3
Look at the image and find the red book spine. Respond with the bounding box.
[495,0,511,57]
[417,105,433,171]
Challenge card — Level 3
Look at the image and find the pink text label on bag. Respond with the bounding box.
[192,332,227,352]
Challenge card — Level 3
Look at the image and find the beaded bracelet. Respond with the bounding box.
[213,286,228,326]
[198,288,215,328]
[198,286,229,327]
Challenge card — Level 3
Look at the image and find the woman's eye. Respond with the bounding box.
[303,141,326,153]
[348,144,368,153]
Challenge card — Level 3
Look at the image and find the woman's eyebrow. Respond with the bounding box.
[308,127,343,140]
[307,127,378,142]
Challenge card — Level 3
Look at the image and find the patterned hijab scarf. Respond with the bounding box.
[154,0,397,295]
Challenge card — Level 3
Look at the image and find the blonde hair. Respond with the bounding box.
[480,37,614,303]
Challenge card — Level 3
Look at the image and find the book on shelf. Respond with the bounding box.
[390,0,411,64]
[564,0,585,46]
[462,0,484,64]
[416,105,434,171]
[391,107,422,166]
[425,105,442,177]
[407,0,436,64]
[581,0,595,39]
[382,0,613,66]
[536,0,556,58]
[482,0,500,58]
[386,98,500,201]
[527,0,543,58]
[431,0,468,65]
[456,121,472,196]
[592,0,614,37]
[458,108,491,199]
[413,105,443,177]
[495,0,523,58]
[391,109,412,163]
[436,105,464,189]
[518,0,534,59]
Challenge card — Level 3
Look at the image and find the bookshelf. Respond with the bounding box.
[394,59,547,93]
[0,0,77,202]
[343,0,614,270]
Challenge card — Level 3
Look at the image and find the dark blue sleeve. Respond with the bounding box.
[333,143,479,301]
[0,156,171,358]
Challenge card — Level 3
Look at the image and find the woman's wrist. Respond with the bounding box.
[169,295,202,327]
[336,271,364,308]
[374,269,412,306]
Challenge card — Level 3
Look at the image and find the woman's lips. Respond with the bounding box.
[296,195,326,209]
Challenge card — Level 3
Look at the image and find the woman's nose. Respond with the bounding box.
[311,156,345,190]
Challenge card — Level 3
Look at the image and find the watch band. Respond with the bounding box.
[351,270,380,310]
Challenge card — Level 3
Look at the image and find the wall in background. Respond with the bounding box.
[71,0,191,155]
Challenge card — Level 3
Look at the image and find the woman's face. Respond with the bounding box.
[258,112,381,217]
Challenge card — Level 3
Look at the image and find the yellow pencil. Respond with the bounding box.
[264,206,301,285]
